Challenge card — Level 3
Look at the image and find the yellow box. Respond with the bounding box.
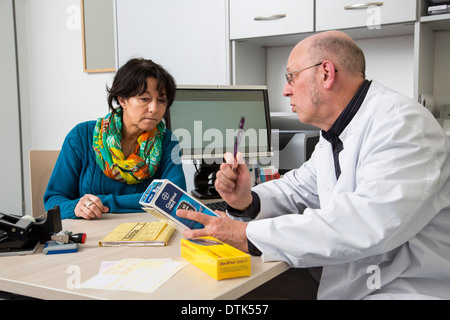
[181,237,251,280]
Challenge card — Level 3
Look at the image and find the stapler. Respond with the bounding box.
[0,206,62,256]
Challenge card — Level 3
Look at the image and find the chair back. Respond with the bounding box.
[29,150,60,217]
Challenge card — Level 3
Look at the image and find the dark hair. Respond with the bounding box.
[107,58,177,114]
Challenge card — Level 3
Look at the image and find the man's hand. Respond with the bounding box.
[177,209,249,253]
[214,152,253,211]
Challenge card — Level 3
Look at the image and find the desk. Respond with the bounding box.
[0,212,289,300]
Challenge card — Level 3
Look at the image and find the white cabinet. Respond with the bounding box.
[0,0,23,215]
[415,1,450,119]
[229,0,314,40]
[230,0,450,116]
[116,0,230,85]
[316,0,417,31]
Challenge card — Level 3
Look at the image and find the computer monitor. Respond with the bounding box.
[167,85,272,199]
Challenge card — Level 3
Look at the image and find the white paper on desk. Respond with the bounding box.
[81,258,187,294]
[98,259,171,274]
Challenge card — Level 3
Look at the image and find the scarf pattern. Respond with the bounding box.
[93,109,165,184]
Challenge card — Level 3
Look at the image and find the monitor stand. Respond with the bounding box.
[191,162,221,199]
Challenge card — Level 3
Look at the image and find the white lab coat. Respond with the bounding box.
[248,81,450,300]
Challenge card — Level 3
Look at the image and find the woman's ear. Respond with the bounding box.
[118,96,127,108]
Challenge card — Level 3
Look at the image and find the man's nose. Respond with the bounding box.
[283,81,293,97]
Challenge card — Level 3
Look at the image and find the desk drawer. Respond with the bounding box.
[316,0,417,31]
[230,0,314,40]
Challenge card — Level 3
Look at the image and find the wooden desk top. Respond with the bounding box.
[0,212,289,300]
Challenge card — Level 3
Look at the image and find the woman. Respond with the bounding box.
[44,58,186,220]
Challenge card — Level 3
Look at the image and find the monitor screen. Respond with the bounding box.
[167,86,272,161]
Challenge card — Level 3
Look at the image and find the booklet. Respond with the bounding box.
[139,179,219,232]
[99,221,175,247]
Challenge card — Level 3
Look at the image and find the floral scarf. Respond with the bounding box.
[93,109,165,184]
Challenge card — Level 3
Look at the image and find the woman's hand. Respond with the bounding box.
[74,194,109,220]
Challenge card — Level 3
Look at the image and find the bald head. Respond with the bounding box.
[292,31,366,78]
[284,31,367,131]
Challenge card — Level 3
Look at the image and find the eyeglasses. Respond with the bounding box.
[285,62,323,84]
[285,61,341,85]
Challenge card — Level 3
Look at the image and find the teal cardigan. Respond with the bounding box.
[44,121,186,219]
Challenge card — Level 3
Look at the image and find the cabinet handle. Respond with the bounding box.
[254,14,287,21]
[344,2,384,10]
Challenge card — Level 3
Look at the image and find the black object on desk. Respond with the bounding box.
[0,206,62,256]
[191,162,221,199]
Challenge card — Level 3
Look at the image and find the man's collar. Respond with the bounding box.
[322,79,372,139]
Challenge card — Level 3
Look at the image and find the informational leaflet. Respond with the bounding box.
[81,258,187,293]
[99,222,175,247]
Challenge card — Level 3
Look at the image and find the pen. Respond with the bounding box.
[233,117,245,169]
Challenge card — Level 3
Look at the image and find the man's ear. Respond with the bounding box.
[322,61,337,90]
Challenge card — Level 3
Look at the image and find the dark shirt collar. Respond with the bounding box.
[321,80,372,180]
[322,79,372,141]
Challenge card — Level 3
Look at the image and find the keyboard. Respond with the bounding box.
[206,200,228,212]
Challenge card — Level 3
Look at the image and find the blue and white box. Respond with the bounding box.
[140,179,218,231]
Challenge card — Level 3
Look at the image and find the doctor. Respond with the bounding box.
[177,31,450,299]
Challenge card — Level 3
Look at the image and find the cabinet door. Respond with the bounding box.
[230,0,314,40]
[116,0,229,85]
[316,0,417,31]
[0,0,23,215]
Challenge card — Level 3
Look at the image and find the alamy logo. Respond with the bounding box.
[366,7,381,30]
[66,5,81,30]
[366,265,381,290]
[170,121,279,167]
[66,265,81,289]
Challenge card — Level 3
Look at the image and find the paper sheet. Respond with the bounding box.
[81,258,187,293]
